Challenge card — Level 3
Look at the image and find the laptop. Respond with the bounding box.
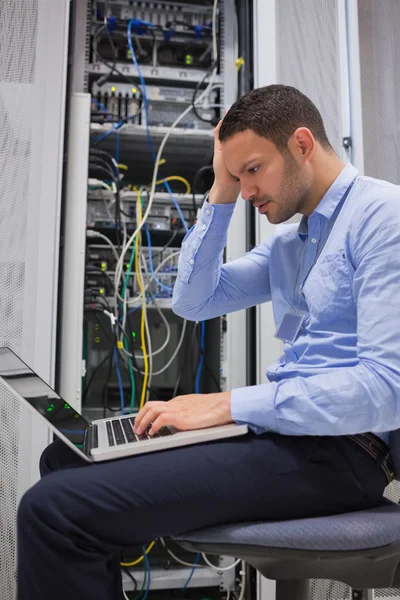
[0,347,248,462]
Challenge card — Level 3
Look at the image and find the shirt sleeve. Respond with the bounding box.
[172,199,272,321]
[231,193,400,436]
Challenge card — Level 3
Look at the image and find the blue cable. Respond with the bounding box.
[144,225,174,293]
[91,95,122,162]
[195,322,205,394]
[113,347,125,414]
[162,180,189,232]
[180,553,200,592]
[141,545,151,600]
[127,20,155,155]
[91,97,113,119]
[127,20,189,232]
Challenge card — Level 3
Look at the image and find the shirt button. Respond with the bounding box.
[311,237,317,244]
[205,209,211,215]
[188,258,194,265]
[201,224,207,231]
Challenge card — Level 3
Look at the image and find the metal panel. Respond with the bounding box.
[346,0,364,173]
[252,0,283,387]
[69,0,92,93]
[257,574,277,600]
[222,0,248,391]
[89,62,224,85]
[0,0,69,598]
[358,0,400,183]
[276,0,347,160]
[58,94,91,411]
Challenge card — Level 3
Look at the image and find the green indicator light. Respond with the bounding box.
[101,262,107,271]
[95,336,100,344]
[99,288,104,295]
[131,332,136,339]
[64,403,71,409]
[46,403,54,413]
[185,54,192,65]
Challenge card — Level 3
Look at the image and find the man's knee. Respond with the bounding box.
[39,438,82,477]
[18,479,52,533]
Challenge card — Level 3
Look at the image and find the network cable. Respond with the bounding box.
[181,553,201,592]
[134,193,150,409]
[90,97,123,162]
[159,538,203,569]
[144,225,173,293]
[120,541,155,568]
[139,249,153,401]
[126,20,190,233]
[114,0,219,298]
[117,249,181,306]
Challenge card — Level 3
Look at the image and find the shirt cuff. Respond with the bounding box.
[230,383,278,435]
[201,199,236,237]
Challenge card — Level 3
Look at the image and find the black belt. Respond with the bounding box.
[348,433,395,485]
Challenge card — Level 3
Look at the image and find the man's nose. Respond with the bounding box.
[241,184,257,202]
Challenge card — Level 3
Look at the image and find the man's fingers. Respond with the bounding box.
[214,119,223,136]
[148,414,171,436]
[132,403,150,431]
[134,402,168,434]
[134,401,161,432]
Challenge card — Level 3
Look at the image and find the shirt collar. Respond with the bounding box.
[297,163,358,239]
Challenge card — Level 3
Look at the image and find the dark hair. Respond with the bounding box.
[219,84,332,152]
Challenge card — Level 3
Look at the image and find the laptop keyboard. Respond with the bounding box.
[106,417,173,446]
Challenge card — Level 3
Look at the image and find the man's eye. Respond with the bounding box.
[248,166,259,174]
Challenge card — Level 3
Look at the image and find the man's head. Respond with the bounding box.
[219,85,337,224]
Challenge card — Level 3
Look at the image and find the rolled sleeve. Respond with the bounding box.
[178,200,236,284]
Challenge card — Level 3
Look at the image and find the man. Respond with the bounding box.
[17,85,400,599]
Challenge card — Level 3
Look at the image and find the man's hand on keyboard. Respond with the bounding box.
[133,391,233,436]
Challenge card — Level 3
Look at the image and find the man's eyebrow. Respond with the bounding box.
[239,158,261,174]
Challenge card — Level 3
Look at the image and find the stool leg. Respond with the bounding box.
[276,579,310,600]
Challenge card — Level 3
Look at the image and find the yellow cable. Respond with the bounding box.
[120,541,155,567]
[155,176,191,195]
[135,191,149,409]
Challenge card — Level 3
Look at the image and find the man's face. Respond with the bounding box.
[221,129,312,224]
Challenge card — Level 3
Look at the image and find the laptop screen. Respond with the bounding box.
[0,347,90,450]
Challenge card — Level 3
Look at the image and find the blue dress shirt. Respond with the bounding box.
[172,164,400,443]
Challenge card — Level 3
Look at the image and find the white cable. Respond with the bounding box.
[237,561,246,600]
[119,298,171,361]
[201,553,241,572]
[125,250,181,306]
[225,588,230,600]
[88,178,111,191]
[114,57,218,297]
[140,249,153,400]
[99,0,219,307]
[86,231,120,264]
[138,257,171,359]
[146,298,171,357]
[141,318,186,377]
[159,539,203,569]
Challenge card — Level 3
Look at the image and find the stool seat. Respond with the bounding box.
[177,500,400,591]
[178,499,400,552]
